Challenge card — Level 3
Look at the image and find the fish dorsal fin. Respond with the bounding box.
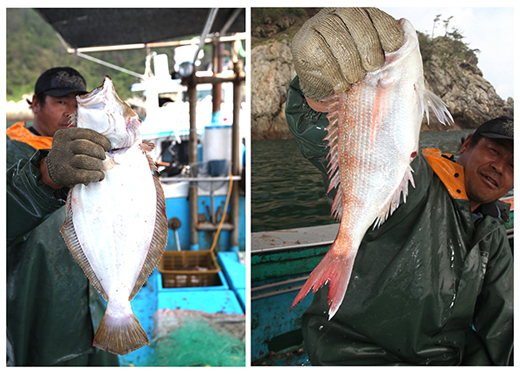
[129,151,168,300]
[323,93,343,220]
[60,191,109,300]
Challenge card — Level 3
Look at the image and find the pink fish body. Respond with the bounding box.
[291,19,453,319]
[61,76,167,355]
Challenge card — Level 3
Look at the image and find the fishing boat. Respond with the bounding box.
[36,8,246,366]
[251,190,513,366]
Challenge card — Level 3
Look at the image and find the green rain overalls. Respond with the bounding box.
[285,77,513,365]
[6,123,120,366]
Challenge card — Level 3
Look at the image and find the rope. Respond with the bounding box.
[209,173,234,252]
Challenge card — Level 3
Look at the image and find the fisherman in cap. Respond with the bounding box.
[285,8,513,366]
[6,67,119,366]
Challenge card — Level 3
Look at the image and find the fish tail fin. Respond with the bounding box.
[290,240,357,320]
[93,307,149,355]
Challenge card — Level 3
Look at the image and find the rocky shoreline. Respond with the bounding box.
[250,10,514,141]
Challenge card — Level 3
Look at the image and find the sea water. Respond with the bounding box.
[251,130,475,232]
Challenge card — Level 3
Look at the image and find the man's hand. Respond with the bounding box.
[45,128,112,188]
[292,7,404,102]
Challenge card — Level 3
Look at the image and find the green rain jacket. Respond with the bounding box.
[6,130,119,366]
[285,77,513,366]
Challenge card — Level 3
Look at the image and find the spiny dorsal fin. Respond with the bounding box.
[323,93,343,220]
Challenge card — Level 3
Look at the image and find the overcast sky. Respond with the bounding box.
[380,7,514,100]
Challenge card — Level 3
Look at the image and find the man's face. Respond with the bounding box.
[457,135,514,208]
[31,93,78,137]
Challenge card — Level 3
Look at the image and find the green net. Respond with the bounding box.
[143,309,245,366]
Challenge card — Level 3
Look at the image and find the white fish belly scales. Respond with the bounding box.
[71,145,156,296]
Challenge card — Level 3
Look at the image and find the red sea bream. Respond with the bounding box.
[291,19,453,319]
[61,76,168,355]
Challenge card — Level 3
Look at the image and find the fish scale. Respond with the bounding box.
[291,19,453,320]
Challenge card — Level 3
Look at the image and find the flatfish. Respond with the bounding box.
[61,76,168,355]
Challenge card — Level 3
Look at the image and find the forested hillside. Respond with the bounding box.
[6,8,172,102]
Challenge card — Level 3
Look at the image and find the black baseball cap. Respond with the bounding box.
[35,67,87,97]
[474,116,513,141]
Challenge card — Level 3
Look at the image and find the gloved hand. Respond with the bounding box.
[291,7,404,102]
[46,127,112,187]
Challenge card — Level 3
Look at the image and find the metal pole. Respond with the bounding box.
[65,33,247,54]
[188,67,199,250]
[193,8,219,64]
[230,60,243,251]
[212,35,223,115]
[73,51,144,79]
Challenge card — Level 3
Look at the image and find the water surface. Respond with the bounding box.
[252,130,475,232]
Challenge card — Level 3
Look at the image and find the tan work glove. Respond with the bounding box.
[292,7,404,102]
[46,127,112,187]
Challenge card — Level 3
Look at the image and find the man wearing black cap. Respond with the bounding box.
[457,117,514,213]
[6,67,119,366]
[285,8,513,366]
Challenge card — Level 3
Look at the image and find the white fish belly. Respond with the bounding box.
[337,27,424,235]
[70,144,157,303]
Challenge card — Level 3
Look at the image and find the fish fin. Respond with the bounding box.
[60,190,108,300]
[323,93,343,220]
[291,239,357,320]
[139,141,156,153]
[423,90,454,126]
[373,164,415,229]
[142,147,160,175]
[330,186,343,220]
[93,304,149,355]
[129,153,168,300]
[68,112,77,127]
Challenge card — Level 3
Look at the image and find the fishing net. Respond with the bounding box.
[144,309,245,366]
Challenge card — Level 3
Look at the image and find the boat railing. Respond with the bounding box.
[161,175,242,183]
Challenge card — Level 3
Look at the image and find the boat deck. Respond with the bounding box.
[120,251,245,366]
[251,224,339,366]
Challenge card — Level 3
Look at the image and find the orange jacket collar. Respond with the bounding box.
[6,122,53,150]
[422,148,468,200]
